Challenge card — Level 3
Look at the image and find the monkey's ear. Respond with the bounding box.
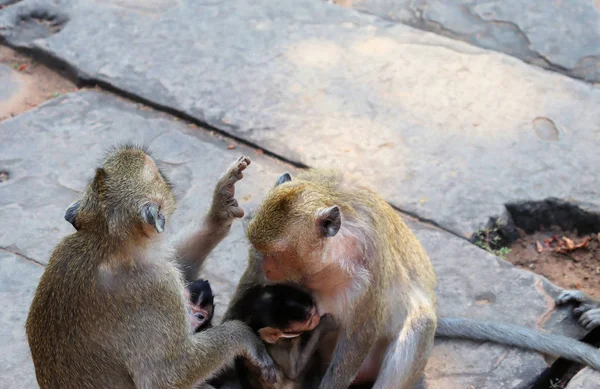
[141,203,166,233]
[64,200,81,229]
[317,206,341,237]
[274,173,292,187]
[258,327,284,344]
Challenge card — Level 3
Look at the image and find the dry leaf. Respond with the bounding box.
[227,144,236,150]
[562,237,575,250]
[536,241,543,253]
[17,64,29,71]
[574,236,590,249]
[255,149,264,155]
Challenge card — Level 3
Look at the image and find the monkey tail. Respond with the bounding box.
[436,317,600,370]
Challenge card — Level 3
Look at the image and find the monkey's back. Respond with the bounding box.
[26,233,186,388]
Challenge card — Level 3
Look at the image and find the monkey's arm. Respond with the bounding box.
[173,157,250,282]
[557,290,600,331]
[131,320,275,388]
[436,317,600,370]
[318,324,376,389]
[222,250,268,322]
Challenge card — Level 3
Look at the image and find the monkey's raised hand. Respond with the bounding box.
[209,156,251,222]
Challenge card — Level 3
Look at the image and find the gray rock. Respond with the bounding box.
[0,251,43,389]
[566,366,600,389]
[2,0,599,239]
[347,0,600,83]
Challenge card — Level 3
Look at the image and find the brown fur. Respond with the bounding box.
[225,169,438,389]
[26,147,275,389]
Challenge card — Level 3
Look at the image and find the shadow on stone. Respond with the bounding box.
[472,198,600,251]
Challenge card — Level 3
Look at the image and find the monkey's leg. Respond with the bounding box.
[371,313,436,389]
[173,156,251,282]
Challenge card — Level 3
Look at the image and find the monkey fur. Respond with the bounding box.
[26,146,276,389]
[230,284,337,389]
[223,169,600,389]
[557,290,600,331]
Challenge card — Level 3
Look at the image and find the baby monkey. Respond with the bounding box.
[231,284,337,389]
[186,279,215,333]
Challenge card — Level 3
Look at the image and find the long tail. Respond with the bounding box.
[436,317,600,370]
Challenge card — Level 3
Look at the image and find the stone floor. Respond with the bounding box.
[0,0,598,387]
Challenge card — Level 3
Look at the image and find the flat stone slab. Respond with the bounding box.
[566,366,600,389]
[0,91,589,388]
[0,251,43,389]
[341,0,600,83]
[2,0,599,238]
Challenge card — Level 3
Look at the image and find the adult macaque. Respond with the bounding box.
[223,170,600,389]
[26,146,275,389]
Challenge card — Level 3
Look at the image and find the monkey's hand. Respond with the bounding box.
[208,156,251,223]
[557,290,600,330]
[557,290,587,305]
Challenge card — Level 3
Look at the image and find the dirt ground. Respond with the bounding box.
[0,45,77,121]
[506,227,600,299]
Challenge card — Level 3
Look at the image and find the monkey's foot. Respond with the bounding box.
[578,308,600,330]
[210,156,251,221]
[556,290,587,305]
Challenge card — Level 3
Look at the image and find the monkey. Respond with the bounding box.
[186,279,215,333]
[230,284,337,389]
[222,169,600,389]
[25,145,276,389]
[556,290,600,331]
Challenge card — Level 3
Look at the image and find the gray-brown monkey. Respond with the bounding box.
[26,145,275,389]
[223,170,600,389]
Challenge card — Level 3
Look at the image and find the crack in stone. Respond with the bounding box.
[0,245,45,267]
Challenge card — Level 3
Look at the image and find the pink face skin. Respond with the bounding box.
[183,288,212,333]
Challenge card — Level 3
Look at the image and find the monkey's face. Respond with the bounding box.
[64,145,176,237]
[185,279,215,333]
[247,173,342,284]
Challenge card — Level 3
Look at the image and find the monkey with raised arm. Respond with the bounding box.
[26,146,275,389]
[223,169,600,389]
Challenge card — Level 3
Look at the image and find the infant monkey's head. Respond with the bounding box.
[250,284,320,344]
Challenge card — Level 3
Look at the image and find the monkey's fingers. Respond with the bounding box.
[580,309,600,330]
[557,290,586,305]
[225,156,251,182]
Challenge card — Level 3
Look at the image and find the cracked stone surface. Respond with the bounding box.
[1,0,599,239]
[566,366,600,389]
[0,251,43,389]
[0,91,589,388]
[340,0,600,83]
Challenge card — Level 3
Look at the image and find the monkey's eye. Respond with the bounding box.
[194,313,206,321]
